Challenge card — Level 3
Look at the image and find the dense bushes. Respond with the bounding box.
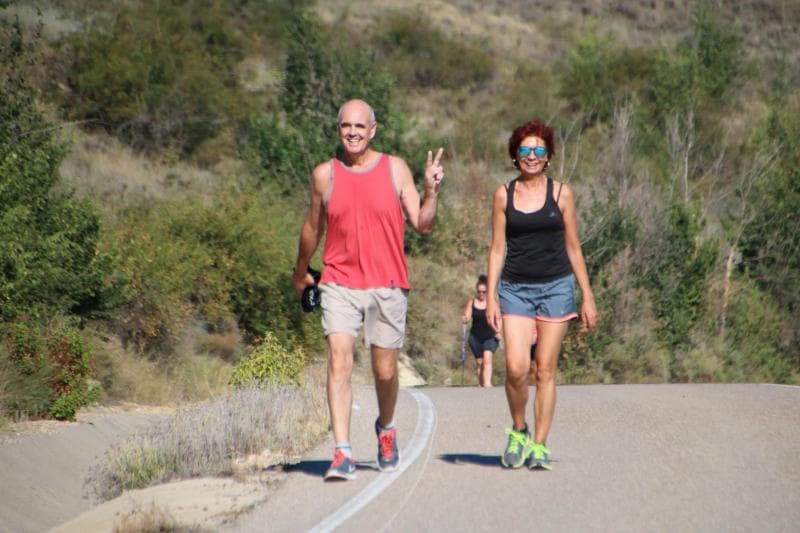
[105,191,322,356]
[558,33,655,122]
[1,20,108,322]
[1,18,106,419]
[0,318,97,420]
[63,0,310,156]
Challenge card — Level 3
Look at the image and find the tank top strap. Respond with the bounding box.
[324,158,335,206]
[505,178,518,213]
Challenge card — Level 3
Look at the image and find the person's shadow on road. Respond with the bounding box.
[270,455,501,477]
[271,459,381,478]
[438,453,500,467]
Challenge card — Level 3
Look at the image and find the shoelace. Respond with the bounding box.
[504,428,527,453]
[331,448,347,468]
[378,430,395,457]
[531,442,550,459]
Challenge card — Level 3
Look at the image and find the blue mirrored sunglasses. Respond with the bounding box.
[518,146,548,158]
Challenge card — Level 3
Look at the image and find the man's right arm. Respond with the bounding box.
[292,163,329,293]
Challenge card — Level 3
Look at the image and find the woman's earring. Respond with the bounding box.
[544,160,550,170]
[513,159,519,168]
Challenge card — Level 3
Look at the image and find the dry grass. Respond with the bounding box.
[316,0,799,62]
[57,130,229,210]
[89,380,328,501]
[112,502,202,533]
[0,2,80,39]
[92,336,235,406]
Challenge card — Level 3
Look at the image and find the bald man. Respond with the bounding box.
[292,99,444,481]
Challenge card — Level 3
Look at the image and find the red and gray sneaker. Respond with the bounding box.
[324,448,356,481]
[375,419,399,472]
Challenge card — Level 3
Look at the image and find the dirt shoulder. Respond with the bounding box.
[0,405,170,533]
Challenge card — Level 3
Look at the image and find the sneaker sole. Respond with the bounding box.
[501,455,528,469]
[377,462,399,473]
[324,470,357,481]
[324,464,357,481]
[528,458,552,470]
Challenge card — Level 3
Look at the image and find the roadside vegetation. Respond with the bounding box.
[1,0,798,479]
[89,381,327,500]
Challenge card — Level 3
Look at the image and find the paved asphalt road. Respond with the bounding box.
[228,383,800,532]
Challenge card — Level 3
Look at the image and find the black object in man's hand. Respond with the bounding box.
[301,266,322,312]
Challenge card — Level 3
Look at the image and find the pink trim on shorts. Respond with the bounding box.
[535,313,578,323]
[501,313,536,320]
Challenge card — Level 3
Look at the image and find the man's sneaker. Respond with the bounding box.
[528,441,552,470]
[501,426,531,469]
[375,419,399,472]
[324,448,356,481]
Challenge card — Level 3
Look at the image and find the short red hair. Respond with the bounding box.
[508,119,556,163]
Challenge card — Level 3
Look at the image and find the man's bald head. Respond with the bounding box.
[338,99,376,125]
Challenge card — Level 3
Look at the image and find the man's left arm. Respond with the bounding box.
[396,148,444,234]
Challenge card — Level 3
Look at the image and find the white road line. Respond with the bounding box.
[307,388,437,533]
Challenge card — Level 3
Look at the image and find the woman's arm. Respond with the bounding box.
[486,185,508,334]
[559,183,597,330]
[462,299,473,323]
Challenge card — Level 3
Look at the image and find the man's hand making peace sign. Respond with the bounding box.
[424,147,445,196]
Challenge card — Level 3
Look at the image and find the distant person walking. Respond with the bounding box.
[486,118,597,470]
[292,99,445,481]
[462,274,500,387]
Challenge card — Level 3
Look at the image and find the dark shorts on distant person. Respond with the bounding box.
[498,274,578,322]
[468,334,498,358]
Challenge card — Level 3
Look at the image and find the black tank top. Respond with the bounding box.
[470,303,495,341]
[502,177,572,284]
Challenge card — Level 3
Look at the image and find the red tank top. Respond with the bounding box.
[320,153,410,289]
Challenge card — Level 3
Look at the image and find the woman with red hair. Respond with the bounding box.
[486,118,597,470]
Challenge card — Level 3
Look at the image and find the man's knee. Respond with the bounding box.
[328,347,354,379]
[371,347,398,382]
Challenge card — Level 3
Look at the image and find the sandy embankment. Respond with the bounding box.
[0,403,287,533]
[0,355,425,532]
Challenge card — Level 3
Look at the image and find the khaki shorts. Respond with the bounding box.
[319,283,408,349]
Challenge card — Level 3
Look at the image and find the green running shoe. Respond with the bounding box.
[528,441,552,470]
[501,426,531,469]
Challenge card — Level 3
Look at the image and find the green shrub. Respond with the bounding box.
[559,32,656,123]
[581,188,638,280]
[371,9,494,90]
[724,281,794,382]
[0,318,96,420]
[650,8,739,119]
[64,0,257,155]
[740,101,800,360]
[0,341,54,418]
[105,189,322,356]
[1,17,109,322]
[638,202,717,358]
[230,332,305,387]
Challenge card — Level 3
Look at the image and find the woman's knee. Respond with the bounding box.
[506,359,529,383]
[535,363,556,384]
